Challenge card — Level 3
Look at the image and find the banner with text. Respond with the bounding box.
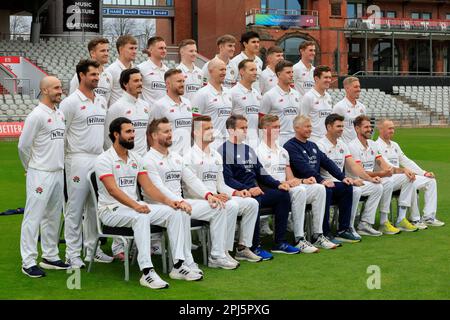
[0,122,24,137]
[63,0,100,32]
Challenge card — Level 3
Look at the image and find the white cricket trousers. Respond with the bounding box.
[99,203,186,271]
[410,175,437,221]
[224,197,259,251]
[291,184,326,237]
[351,182,383,226]
[21,168,64,269]
[64,154,98,260]
[380,174,415,213]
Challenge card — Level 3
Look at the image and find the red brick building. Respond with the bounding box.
[157,0,450,76]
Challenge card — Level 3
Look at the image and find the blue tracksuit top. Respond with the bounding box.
[283,137,345,183]
[219,140,281,190]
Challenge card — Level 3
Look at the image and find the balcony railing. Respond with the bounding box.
[345,17,449,32]
[246,8,319,28]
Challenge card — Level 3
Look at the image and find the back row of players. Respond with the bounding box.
[18,32,444,289]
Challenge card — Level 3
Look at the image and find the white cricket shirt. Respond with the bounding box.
[230,82,261,135]
[257,141,290,182]
[375,138,425,175]
[229,52,263,91]
[259,67,277,95]
[293,60,315,97]
[99,59,134,106]
[332,97,367,143]
[348,138,382,173]
[317,136,352,181]
[300,88,333,141]
[138,59,169,105]
[177,62,203,101]
[201,56,236,89]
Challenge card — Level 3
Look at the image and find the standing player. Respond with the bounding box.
[138,36,169,105]
[230,31,263,91]
[332,76,366,143]
[69,37,110,95]
[192,58,232,150]
[376,119,444,228]
[293,41,316,97]
[348,115,417,235]
[19,76,70,277]
[98,35,138,106]
[150,69,193,156]
[177,39,203,101]
[260,60,301,146]
[185,116,262,262]
[259,46,284,95]
[59,60,112,268]
[300,65,333,143]
[202,34,237,89]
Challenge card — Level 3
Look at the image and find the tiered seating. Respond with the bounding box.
[393,86,450,117]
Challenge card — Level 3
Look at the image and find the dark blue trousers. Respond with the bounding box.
[252,188,291,250]
[324,182,353,235]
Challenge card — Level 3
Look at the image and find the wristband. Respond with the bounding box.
[204,192,213,200]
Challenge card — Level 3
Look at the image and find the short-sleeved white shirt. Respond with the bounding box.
[259,67,277,95]
[260,85,301,137]
[256,141,289,182]
[293,60,315,97]
[229,82,261,136]
[317,136,352,181]
[177,62,203,101]
[202,56,236,89]
[100,59,133,106]
[95,147,146,209]
[348,138,382,173]
[332,97,367,143]
[300,88,333,141]
[138,59,169,104]
[229,52,263,91]
[59,89,107,156]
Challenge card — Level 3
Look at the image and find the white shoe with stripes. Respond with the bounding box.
[169,264,203,281]
[139,269,169,289]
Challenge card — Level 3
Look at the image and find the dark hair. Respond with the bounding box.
[266,46,283,56]
[240,31,260,46]
[146,117,170,148]
[116,35,137,54]
[325,113,345,130]
[87,37,109,54]
[76,59,100,82]
[237,59,255,71]
[313,65,331,79]
[353,115,371,128]
[119,68,141,90]
[164,68,182,81]
[226,114,247,130]
[109,117,132,143]
[275,60,294,76]
[191,115,212,141]
[147,36,165,48]
[299,40,315,52]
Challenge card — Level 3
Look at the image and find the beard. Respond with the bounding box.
[160,138,172,148]
[119,136,135,150]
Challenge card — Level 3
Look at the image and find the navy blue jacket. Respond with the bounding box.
[283,137,345,183]
[219,140,281,190]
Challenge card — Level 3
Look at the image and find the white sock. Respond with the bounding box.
[380,212,389,224]
[397,206,408,224]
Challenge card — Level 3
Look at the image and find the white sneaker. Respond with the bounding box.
[225,251,240,267]
[66,257,86,269]
[357,222,383,237]
[295,239,319,253]
[260,218,273,236]
[312,235,337,250]
[235,247,262,262]
[85,247,114,263]
[208,256,238,270]
[185,261,203,275]
[423,218,445,227]
[350,227,363,240]
[139,269,169,289]
[169,264,203,281]
[410,220,428,230]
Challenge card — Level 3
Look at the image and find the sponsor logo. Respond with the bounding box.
[132,119,148,129]
[35,186,43,194]
[319,110,331,118]
[48,118,52,123]
[116,165,121,169]
[118,176,136,187]
[94,87,108,96]
[131,163,138,169]
[80,106,86,110]
[72,176,80,183]
[202,171,218,181]
[283,107,298,116]
[273,165,285,173]
[218,108,231,117]
[165,171,181,182]
[50,129,65,140]
[245,105,259,114]
[304,81,314,88]
[86,115,105,126]
[362,161,374,171]
[175,118,192,128]
[151,81,166,90]
[186,84,200,92]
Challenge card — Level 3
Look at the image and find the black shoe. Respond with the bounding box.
[39,259,70,270]
[22,265,46,278]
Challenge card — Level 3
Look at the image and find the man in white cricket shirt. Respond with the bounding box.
[144,118,237,270]
[300,65,333,143]
[98,35,138,106]
[177,39,203,101]
[260,46,284,95]
[230,31,263,91]
[293,41,316,97]
[332,76,367,143]
[317,113,383,240]
[257,115,324,253]
[69,37,110,95]
[260,60,301,146]
[138,36,169,105]
[59,60,112,268]
[96,117,201,289]
[202,34,237,89]
[348,115,418,235]
[19,76,70,278]
[150,69,193,156]
[185,115,262,263]
[376,119,444,228]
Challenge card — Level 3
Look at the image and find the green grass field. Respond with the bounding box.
[1,128,449,300]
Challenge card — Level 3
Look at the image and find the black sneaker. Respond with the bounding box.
[22,265,46,278]
[39,259,70,270]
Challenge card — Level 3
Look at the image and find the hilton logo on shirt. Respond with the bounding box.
[273,165,285,173]
[50,129,65,140]
[304,82,314,89]
[132,119,149,129]
[186,84,200,92]
[283,107,298,116]
[202,171,218,181]
[319,110,332,118]
[151,81,166,90]
[165,171,181,182]
[175,118,192,128]
[246,105,259,114]
[87,115,105,126]
[119,176,136,187]
[94,87,109,96]
[218,108,231,117]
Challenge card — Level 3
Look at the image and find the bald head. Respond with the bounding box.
[40,76,63,105]
[208,58,227,85]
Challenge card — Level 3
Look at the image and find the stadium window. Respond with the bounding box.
[372,41,399,74]
[261,0,301,13]
[347,3,356,18]
[422,13,431,20]
[408,41,431,75]
[278,36,307,63]
[411,12,420,19]
[386,11,396,18]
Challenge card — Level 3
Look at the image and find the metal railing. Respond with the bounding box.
[345,17,449,32]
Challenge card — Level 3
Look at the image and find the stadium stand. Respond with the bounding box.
[393,86,450,118]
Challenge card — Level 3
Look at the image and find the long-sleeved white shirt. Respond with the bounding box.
[332,97,367,144]
[229,82,261,136]
[98,59,134,106]
[300,88,333,141]
[104,92,151,156]
[177,62,203,101]
[142,148,211,203]
[138,59,169,105]
[59,89,107,156]
[293,60,315,97]
[18,102,65,172]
